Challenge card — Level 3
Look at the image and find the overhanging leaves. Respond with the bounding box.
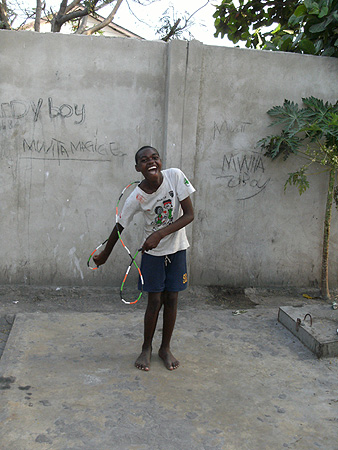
[213,0,338,57]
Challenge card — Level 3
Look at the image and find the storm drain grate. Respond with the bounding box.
[0,315,15,360]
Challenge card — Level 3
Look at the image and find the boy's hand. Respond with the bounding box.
[142,231,162,253]
[93,251,109,267]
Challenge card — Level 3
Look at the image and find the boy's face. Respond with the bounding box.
[135,148,162,180]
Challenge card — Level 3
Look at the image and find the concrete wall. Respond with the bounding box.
[1,30,338,289]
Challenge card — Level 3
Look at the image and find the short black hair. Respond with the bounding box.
[135,146,159,164]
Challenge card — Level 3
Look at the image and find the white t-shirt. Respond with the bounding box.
[118,168,195,256]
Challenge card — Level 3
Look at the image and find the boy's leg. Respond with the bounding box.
[135,292,163,371]
[158,291,179,370]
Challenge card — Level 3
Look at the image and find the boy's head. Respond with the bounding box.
[135,146,162,178]
[135,146,159,164]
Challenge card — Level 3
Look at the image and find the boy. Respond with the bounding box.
[93,146,195,371]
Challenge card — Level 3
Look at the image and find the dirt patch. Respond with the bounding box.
[207,286,259,309]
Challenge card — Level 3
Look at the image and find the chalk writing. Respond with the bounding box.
[214,151,271,201]
[1,119,16,131]
[211,118,270,200]
[0,97,85,126]
[48,98,85,124]
[22,138,125,161]
[222,152,264,174]
[213,120,252,139]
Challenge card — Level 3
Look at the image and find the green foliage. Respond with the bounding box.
[284,169,311,194]
[259,131,302,160]
[258,96,338,194]
[259,96,338,298]
[83,0,97,16]
[213,0,338,57]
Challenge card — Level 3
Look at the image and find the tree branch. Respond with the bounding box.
[75,14,88,33]
[82,0,124,35]
[65,0,82,14]
[161,18,181,42]
[57,7,89,26]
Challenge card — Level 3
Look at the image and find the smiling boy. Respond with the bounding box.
[94,146,195,371]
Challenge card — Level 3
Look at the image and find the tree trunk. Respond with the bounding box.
[34,0,42,32]
[0,0,11,29]
[51,0,69,32]
[320,168,335,299]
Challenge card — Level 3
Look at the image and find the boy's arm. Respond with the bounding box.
[141,196,194,253]
[93,223,124,266]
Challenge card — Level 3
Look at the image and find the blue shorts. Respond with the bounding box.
[138,250,188,293]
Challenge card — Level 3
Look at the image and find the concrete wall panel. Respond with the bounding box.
[190,46,338,288]
[1,30,338,289]
[1,31,167,285]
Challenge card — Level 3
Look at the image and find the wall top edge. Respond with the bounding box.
[2,29,338,66]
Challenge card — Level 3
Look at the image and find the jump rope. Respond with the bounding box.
[87,181,144,305]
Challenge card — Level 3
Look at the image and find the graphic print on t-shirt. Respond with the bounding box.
[151,197,174,231]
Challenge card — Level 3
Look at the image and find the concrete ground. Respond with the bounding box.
[0,285,337,450]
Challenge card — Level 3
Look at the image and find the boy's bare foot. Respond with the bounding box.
[158,348,179,370]
[135,347,151,371]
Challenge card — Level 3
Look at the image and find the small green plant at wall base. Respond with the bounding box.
[258,96,338,299]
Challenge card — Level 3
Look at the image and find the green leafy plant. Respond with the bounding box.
[213,0,338,57]
[258,96,338,298]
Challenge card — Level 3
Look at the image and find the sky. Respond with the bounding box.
[110,0,232,46]
[22,0,234,47]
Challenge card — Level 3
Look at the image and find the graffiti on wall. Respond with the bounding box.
[213,119,252,139]
[216,150,271,200]
[22,138,125,161]
[0,97,126,162]
[212,119,271,200]
[1,97,85,126]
